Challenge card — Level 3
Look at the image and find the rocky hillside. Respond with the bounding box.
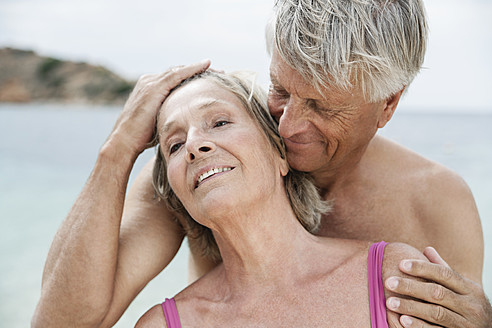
[0,47,135,104]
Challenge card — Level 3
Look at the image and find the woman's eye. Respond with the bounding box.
[169,143,182,154]
[214,120,229,128]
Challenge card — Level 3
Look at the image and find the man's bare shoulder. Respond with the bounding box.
[371,135,475,203]
[135,304,167,328]
[371,135,479,222]
[370,135,445,172]
[371,136,483,279]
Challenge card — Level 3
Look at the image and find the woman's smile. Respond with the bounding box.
[195,166,235,189]
[157,78,284,218]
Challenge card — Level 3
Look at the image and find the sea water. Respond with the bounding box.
[1,104,491,327]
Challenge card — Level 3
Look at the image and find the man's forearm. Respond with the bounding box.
[32,140,137,328]
[32,61,212,328]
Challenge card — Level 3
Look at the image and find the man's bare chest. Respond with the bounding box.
[316,195,426,247]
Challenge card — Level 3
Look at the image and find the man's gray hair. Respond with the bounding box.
[269,0,428,102]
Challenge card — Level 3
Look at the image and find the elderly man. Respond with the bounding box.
[33,0,491,327]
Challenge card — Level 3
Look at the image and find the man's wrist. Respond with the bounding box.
[99,134,140,170]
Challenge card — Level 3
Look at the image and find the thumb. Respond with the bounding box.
[423,246,450,267]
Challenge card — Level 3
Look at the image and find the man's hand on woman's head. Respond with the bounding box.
[108,60,211,157]
[385,247,492,328]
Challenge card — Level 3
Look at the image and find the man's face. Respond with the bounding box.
[268,49,389,176]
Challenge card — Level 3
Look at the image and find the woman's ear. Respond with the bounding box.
[279,157,289,177]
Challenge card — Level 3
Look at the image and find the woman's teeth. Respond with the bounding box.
[197,167,232,185]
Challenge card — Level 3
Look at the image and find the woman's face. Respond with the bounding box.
[158,79,288,223]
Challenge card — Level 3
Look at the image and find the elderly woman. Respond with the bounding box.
[135,71,426,327]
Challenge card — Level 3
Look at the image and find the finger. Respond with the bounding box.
[208,67,225,74]
[423,247,450,267]
[126,60,211,114]
[385,276,459,311]
[156,59,211,96]
[386,297,465,327]
[399,315,442,328]
[399,260,469,294]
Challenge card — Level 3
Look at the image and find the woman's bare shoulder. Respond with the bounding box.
[381,243,429,327]
[382,242,427,279]
[135,303,167,328]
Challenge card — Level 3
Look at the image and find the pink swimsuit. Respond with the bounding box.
[162,297,181,328]
[368,241,389,327]
[161,241,389,328]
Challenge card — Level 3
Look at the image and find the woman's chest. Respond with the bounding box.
[179,271,373,327]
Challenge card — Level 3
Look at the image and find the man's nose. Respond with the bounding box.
[185,129,216,163]
[277,97,309,138]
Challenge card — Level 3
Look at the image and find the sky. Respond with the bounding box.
[1,0,491,111]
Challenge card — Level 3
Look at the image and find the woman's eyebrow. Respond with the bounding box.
[197,98,234,111]
[160,121,177,136]
[159,99,232,135]
[197,99,219,110]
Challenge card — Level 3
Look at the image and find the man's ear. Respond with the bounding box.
[378,87,405,129]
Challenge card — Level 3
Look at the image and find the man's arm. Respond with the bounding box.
[99,158,186,327]
[31,61,210,328]
[385,167,491,327]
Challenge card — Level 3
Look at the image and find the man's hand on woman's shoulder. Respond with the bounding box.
[385,247,492,328]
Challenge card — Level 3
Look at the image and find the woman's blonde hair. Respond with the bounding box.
[152,71,330,262]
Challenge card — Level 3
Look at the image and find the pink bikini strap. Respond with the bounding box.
[368,241,389,328]
[162,298,182,328]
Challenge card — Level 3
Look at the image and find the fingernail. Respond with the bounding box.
[386,277,399,290]
[402,260,412,271]
[388,297,400,309]
[401,315,413,327]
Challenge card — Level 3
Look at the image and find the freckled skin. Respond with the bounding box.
[265,49,482,284]
[36,54,484,327]
[189,52,482,288]
[171,56,483,327]
[154,65,482,327]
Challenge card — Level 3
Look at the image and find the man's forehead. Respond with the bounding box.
[269,51,362,105]
[270,56,316,93]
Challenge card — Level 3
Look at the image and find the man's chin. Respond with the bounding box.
[286,153,324,173]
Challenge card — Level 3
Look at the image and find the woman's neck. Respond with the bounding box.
[209,193,320,295]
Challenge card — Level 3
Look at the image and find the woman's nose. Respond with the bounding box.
[186,130,216,163]
[187,145,213,161]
